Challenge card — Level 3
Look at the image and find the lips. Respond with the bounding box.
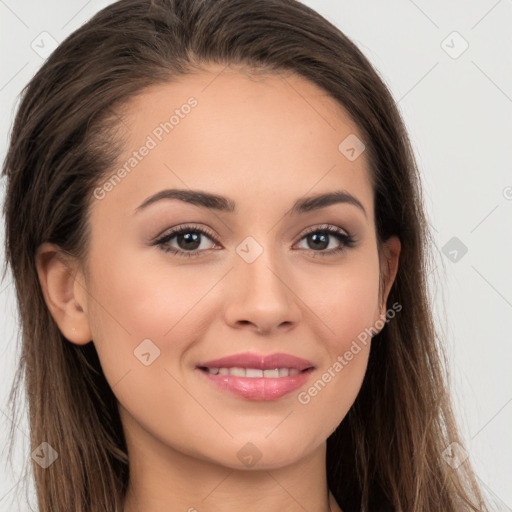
[197,352,314,371]
[196,352,315,401]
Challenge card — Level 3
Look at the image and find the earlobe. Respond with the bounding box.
[35,242,92,345]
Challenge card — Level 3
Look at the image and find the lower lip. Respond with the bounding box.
[197,368,314,400]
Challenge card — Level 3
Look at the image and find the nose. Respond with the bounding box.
[223,243,302,335]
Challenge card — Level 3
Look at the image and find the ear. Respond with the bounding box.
[35,242,92,345]
[376,235,401,321]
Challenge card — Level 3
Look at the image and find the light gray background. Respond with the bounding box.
[1,1,511,510]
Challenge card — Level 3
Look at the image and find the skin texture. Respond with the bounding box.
[36,64,400,512]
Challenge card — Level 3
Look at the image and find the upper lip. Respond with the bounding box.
[197,352,314,371]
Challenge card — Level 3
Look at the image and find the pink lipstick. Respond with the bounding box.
[196,352,315,400]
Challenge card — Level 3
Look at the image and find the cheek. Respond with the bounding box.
[296,342,370,452]
[86,245,196,338]
[306,255,381,348]
[83,253,208,442]
[84,249,219,384]
[294,279,376,445]
[295,256,379,418]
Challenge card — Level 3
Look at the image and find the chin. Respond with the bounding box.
[211,434,319,471]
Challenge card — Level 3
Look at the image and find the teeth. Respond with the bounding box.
[246,368,263,378]
[204,367,302,377]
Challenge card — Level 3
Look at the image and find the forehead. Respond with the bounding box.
[90,65,374,223]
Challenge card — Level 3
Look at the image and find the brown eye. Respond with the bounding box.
[155,225,218,257]
[295,225,356,257]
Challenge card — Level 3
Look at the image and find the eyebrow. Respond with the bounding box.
[134,188,367,218]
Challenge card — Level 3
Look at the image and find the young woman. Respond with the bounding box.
[2,0,489,510]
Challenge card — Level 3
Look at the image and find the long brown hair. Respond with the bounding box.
[2,0,488,510]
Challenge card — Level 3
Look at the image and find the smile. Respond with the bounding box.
[201,367,302,377]
[196,351,315,400]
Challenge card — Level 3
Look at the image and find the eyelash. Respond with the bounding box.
[153,223,356,259]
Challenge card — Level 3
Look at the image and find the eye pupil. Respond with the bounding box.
[308,232,328,250]
[178,232,201,250]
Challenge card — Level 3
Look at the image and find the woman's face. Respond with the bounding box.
[65,65,400,469]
